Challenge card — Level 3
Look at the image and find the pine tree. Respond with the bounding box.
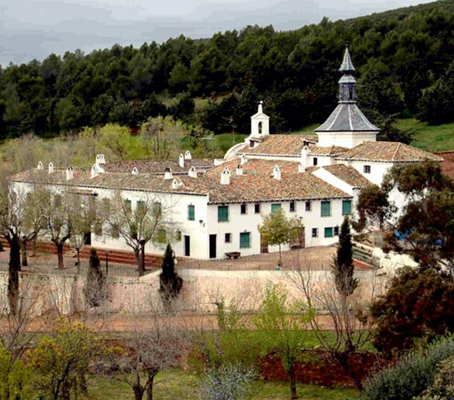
[332,217,358,297]
[159,244,183,312]
[83,248,105,307]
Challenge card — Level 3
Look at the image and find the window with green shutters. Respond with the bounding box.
[324,227,333,238]
[321,201,331,217]
[218,206,229,222]
[271,203,281,213]
[342,200,352,216]
[188,205,195,220]
[240,232,251,248]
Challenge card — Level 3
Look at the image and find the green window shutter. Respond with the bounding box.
[218,206,229,222]
[324,227,333,238]
[342,200,352,216]
[271,203,281,213]
[240,232,251,248]
[321,201,331,217]
[188,205,195,220]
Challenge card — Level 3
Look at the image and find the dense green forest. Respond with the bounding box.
[2,0,454,139]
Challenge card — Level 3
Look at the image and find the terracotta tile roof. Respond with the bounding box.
[322,164,372,188]
[309,145,349,156]
[104,159,214,174]
[238,135,318,157]
[204,173,351,204]
[10,162,351,204]
[207,159,299,176]
[336,142,444,163]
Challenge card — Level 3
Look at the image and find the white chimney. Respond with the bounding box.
[66,166,74,181]
[188,166,197,178]
[220,167,231,185]
[91,164,98,179]
[172,178,183,189]
[96,154,106,165]
[179,154,185,168]
[164,168,173,180]
[131,167,139,175]
[240,154,248,165]
[90,163,105,179]
[301,145,310,166]
[37,161,44,170]
[298,163,305,173]
[184,150,192,160]
[48,162,55,174]
[236,164,243,176]
[273,165,281,180]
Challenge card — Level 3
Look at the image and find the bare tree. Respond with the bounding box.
[42,191,72,270]
[101,289,187,400]
[68,194,98,272]
[104,192,172,276]
[288,253,379,391]
[19,188,49,266]
[141,116,186,160]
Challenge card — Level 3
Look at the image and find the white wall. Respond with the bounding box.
[317,131,377,148]
[206,197,352,258]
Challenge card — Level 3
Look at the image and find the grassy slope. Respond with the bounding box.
[396,118,454,152]
[291,119,454,152]
[88,369,358,400]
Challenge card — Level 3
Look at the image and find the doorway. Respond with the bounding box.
[184,235,190,257]
[209,234,217,259]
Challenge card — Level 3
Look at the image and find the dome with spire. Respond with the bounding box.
[315,46,379,147]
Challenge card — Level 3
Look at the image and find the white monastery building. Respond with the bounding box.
[9,47,442,260]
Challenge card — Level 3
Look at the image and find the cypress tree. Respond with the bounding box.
[332,217,358,297]
[159,244,183,311]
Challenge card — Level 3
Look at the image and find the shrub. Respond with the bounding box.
[415,354,454,400]
[360,338,454,400]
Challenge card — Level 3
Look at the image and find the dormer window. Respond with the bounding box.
[250,141,255,148]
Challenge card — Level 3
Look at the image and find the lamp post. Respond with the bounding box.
[105,250,109,276]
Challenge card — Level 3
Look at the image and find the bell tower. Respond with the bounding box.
[250,101,269,137]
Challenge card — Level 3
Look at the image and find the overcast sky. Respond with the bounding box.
[0,0,434,66]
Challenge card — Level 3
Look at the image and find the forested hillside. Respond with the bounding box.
[1,0,454,139]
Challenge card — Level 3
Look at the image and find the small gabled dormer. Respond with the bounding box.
[236,164,243,176]
[131,167,139,175]
[221,166,231,185]
[66,166,74,181]
[172,178,183,189]
[184,150,192,160]
[48,162,54,174]
[273,165,281,180]
[179,154,185,168]
[164,168,173,180]
[188,166,197,178]
[37,161,44,170]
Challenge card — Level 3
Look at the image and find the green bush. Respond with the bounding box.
[361,338,454,400]
[415,354,454,400]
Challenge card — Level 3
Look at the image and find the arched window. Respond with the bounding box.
[258,121,263,134]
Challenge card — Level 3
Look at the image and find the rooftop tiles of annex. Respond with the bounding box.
[10,159,352,205]
[336,141,444,163]
[238,134,318,157]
